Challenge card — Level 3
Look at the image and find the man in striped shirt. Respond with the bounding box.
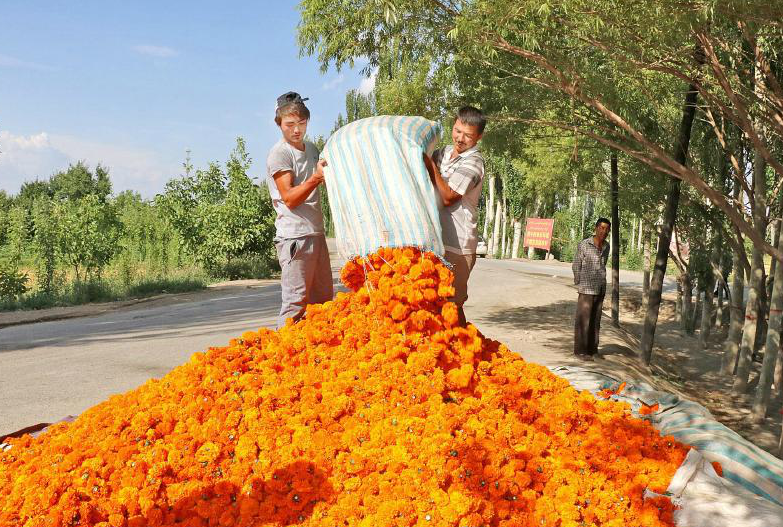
[572,218,611,359]
[423,106,486,326]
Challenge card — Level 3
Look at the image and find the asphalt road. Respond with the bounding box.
[0,255,673,435]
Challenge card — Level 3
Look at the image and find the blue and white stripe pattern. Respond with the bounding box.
[551,365,783,507]
[321,116,443,261]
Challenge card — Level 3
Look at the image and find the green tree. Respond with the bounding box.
[32,197,60,294]
[159,138,276,275]
[49,162,112,202]
[3,206,29,266]
[55,195,122,281]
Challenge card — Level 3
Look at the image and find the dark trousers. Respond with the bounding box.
[574,292,605,355]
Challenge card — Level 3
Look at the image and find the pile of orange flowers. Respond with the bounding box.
[1,247,688,527]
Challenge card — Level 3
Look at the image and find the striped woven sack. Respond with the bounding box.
[321,115,443,261]
[551,365,783,507]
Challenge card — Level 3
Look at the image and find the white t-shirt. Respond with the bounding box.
[266,139,325,239]
[433,145,485,255]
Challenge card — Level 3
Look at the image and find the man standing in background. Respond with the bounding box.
[424,106,486,326]
[572,218,611,359]
[266,91,333,329]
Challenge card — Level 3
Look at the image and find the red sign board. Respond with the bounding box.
[523,218,555,251]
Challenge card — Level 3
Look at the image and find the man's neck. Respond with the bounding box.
[593,235,604,249]
[286,138,306,151]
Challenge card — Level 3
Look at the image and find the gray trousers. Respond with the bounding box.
[274,234,333,329]
[574,292,605,355]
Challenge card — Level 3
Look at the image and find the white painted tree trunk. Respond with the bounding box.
[483,175,495,241]
[491,199,502,259]
[511,219,522,259]
[500,204,508,260]
[637,218,644,251]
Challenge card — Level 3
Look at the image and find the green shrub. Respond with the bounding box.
[0,262,29,301]
[623,248,643,271]
[69,280,117,304]
[127,277,207,297]
[218,255,278,280]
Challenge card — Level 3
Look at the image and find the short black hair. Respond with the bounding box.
[456,106,486,135]
[595,217,611,228]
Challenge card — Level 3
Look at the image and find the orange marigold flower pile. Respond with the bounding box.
[1,247,688,527]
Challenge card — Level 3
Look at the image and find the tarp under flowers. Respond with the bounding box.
[2,249,690,527]
[552,366,783,508]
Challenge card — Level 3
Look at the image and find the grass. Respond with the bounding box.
[0,253,281,312]
[0,274,208,312]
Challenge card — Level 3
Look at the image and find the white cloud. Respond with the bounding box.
[132,45,180,58]
[0,132,70,190]
[358,70,377,95]
[321,74,345,91]
[0,131,178,198]
[0,53,56,71]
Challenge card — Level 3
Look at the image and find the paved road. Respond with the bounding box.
[481,256,677,293]
[0,253,673,435]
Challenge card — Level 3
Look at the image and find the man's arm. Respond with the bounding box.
[273,159,327,209]
[572,242,583,285]
[423,154,462,207]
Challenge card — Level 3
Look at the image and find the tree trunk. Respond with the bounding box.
[681,273,693,332]
[700,281,715,347]
[611,152,620,327]
[500,206,508,260]
[723,182,746,375]
[690,287,702,336]
[491,199,502,259]
[755,266,769,355]
[734,152,769,393]
[700,237,720,348]
[776,342,783,397]
[752,219,783,422]
[483,174,495,242]
[767,219,780,301]
[675,280,683,325]
[642,227,652,314]
[511,219,522,259]
[716,284,724,330]
[484,175,496,252]
[640,71,700,365]
[637,218,644,251]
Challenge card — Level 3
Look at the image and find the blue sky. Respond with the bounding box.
[0,1,373,197]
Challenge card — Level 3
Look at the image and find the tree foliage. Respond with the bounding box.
[158,138,276,274]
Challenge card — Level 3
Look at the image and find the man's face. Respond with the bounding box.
[451,119,482,154]
[279,113,308,145]
[595,221,610,241]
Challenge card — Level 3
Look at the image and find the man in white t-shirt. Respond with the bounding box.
[266,92,333,328]
[423,106,486,326]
